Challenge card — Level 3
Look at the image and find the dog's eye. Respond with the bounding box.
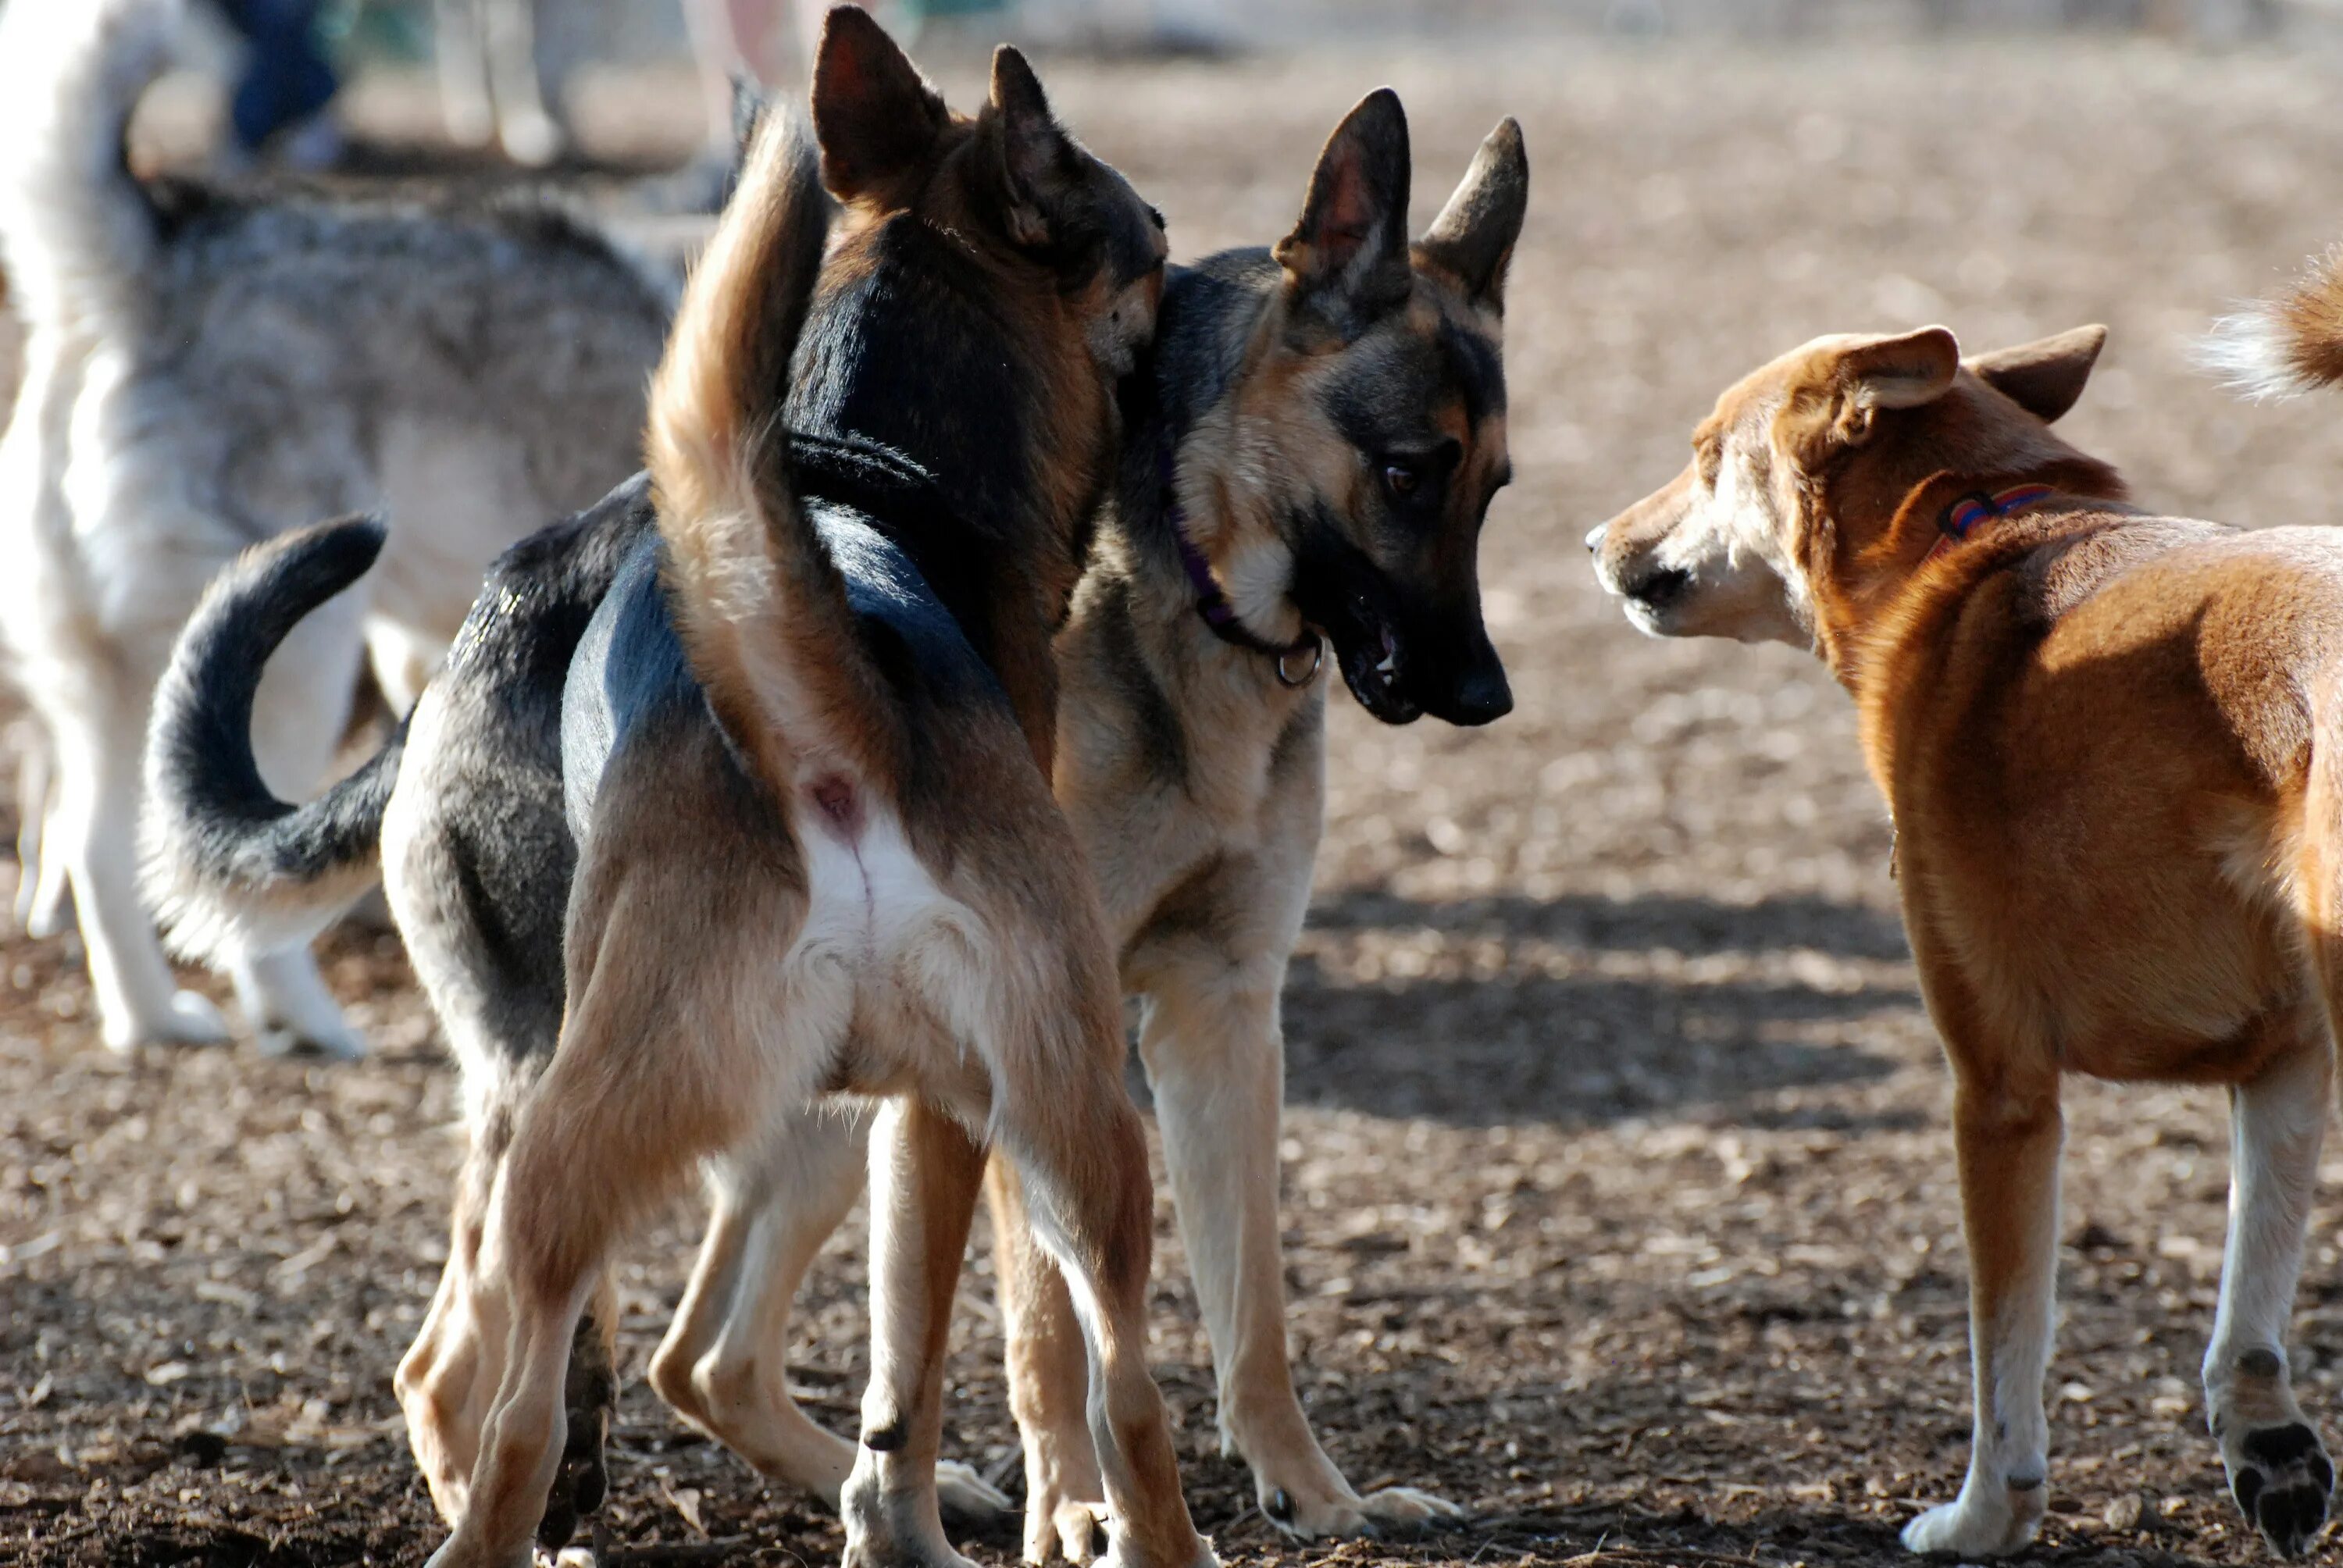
[1383,463,1420,497]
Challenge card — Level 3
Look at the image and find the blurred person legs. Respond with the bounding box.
[212,0,341,169]
[681,0,819,147]
[434,0,568,167]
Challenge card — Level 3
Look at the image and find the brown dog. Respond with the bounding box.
[1591,323,2340,1558]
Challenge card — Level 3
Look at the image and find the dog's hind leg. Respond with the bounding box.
[987,1005,1212,1568]
[1136,967,1460,1538]
[2202,1021,2331,1557]
[840,1100,990,1568]
[654,1111,868,1507]
[51,680,230,1050]
[426,850,799,1567]
[12,728,71,937]
[535,1272,619,1552]
[986,1159,1111,1565]
[654,1108,1017,1527]
[2204,785,2343,1561]
[400,1092,517,1524]
[2,337,84,943]
[1899,982,2059,1559]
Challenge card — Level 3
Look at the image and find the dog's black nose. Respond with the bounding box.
[1584,523,1607,552]
[1446,661,1514,726]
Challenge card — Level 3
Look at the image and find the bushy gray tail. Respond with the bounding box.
[142,517,405,965]
[0,0,176,328]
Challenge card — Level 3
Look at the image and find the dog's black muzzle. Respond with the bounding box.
[1303,573,1511,728]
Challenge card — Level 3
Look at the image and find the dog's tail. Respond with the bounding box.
[141,516,405,967]
[2203,247,2343,399]
[647,110,900,795]
[0,0,176,328]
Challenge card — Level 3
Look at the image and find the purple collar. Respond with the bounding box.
[1161,445,1323,687]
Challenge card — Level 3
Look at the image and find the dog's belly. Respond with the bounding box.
[1924,836,2306,1084]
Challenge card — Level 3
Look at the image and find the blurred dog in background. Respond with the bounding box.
[0,0,677,1057]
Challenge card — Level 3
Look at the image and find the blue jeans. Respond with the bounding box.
[212,0,338,151]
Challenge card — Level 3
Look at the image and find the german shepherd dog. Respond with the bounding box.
[640,94,1526,1559]
[0,0,677,1060]
[144,78,1524,1559]
[154,9,1194,1564]
[1589,318,2343,1558]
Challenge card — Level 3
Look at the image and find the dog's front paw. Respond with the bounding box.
[1899,1492,2040,1558]
[2223,1420,2334,1557]
[1027,1494,1111,1565]
[935,1459,1011,1528]
[1261,1478,1464,1539]
[841,1513,980,1568]
[105,989,234,1052]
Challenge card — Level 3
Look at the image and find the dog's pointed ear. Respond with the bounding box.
[1967,324,2106,423]
[811,5,947,205]
[1813,327,1960,447]
[1842,326,1960,410]
[1418,117,1527,310]
[984,45,1079,249]
[1275,88,1414,340]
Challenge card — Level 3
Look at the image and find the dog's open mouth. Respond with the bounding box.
[1331,598,1422,725]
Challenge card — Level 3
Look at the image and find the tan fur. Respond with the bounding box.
[1592,323,2343,1558]
[647,112,896,793]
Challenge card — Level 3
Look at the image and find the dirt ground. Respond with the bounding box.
[16,32,2343,1568]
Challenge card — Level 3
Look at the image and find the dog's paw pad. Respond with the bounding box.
[2231,1423,2333,1557]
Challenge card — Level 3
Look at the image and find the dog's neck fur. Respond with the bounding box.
[1107,255,1298,667]
[1795,383,2130,690]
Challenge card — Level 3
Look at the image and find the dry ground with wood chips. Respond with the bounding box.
[12,34,2343,1568]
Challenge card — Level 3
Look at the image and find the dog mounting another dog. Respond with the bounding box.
[143,23,1528,1566]
[0,0,676,1058]
[1591,310,2343,1558]
[155,8,1199,1563]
